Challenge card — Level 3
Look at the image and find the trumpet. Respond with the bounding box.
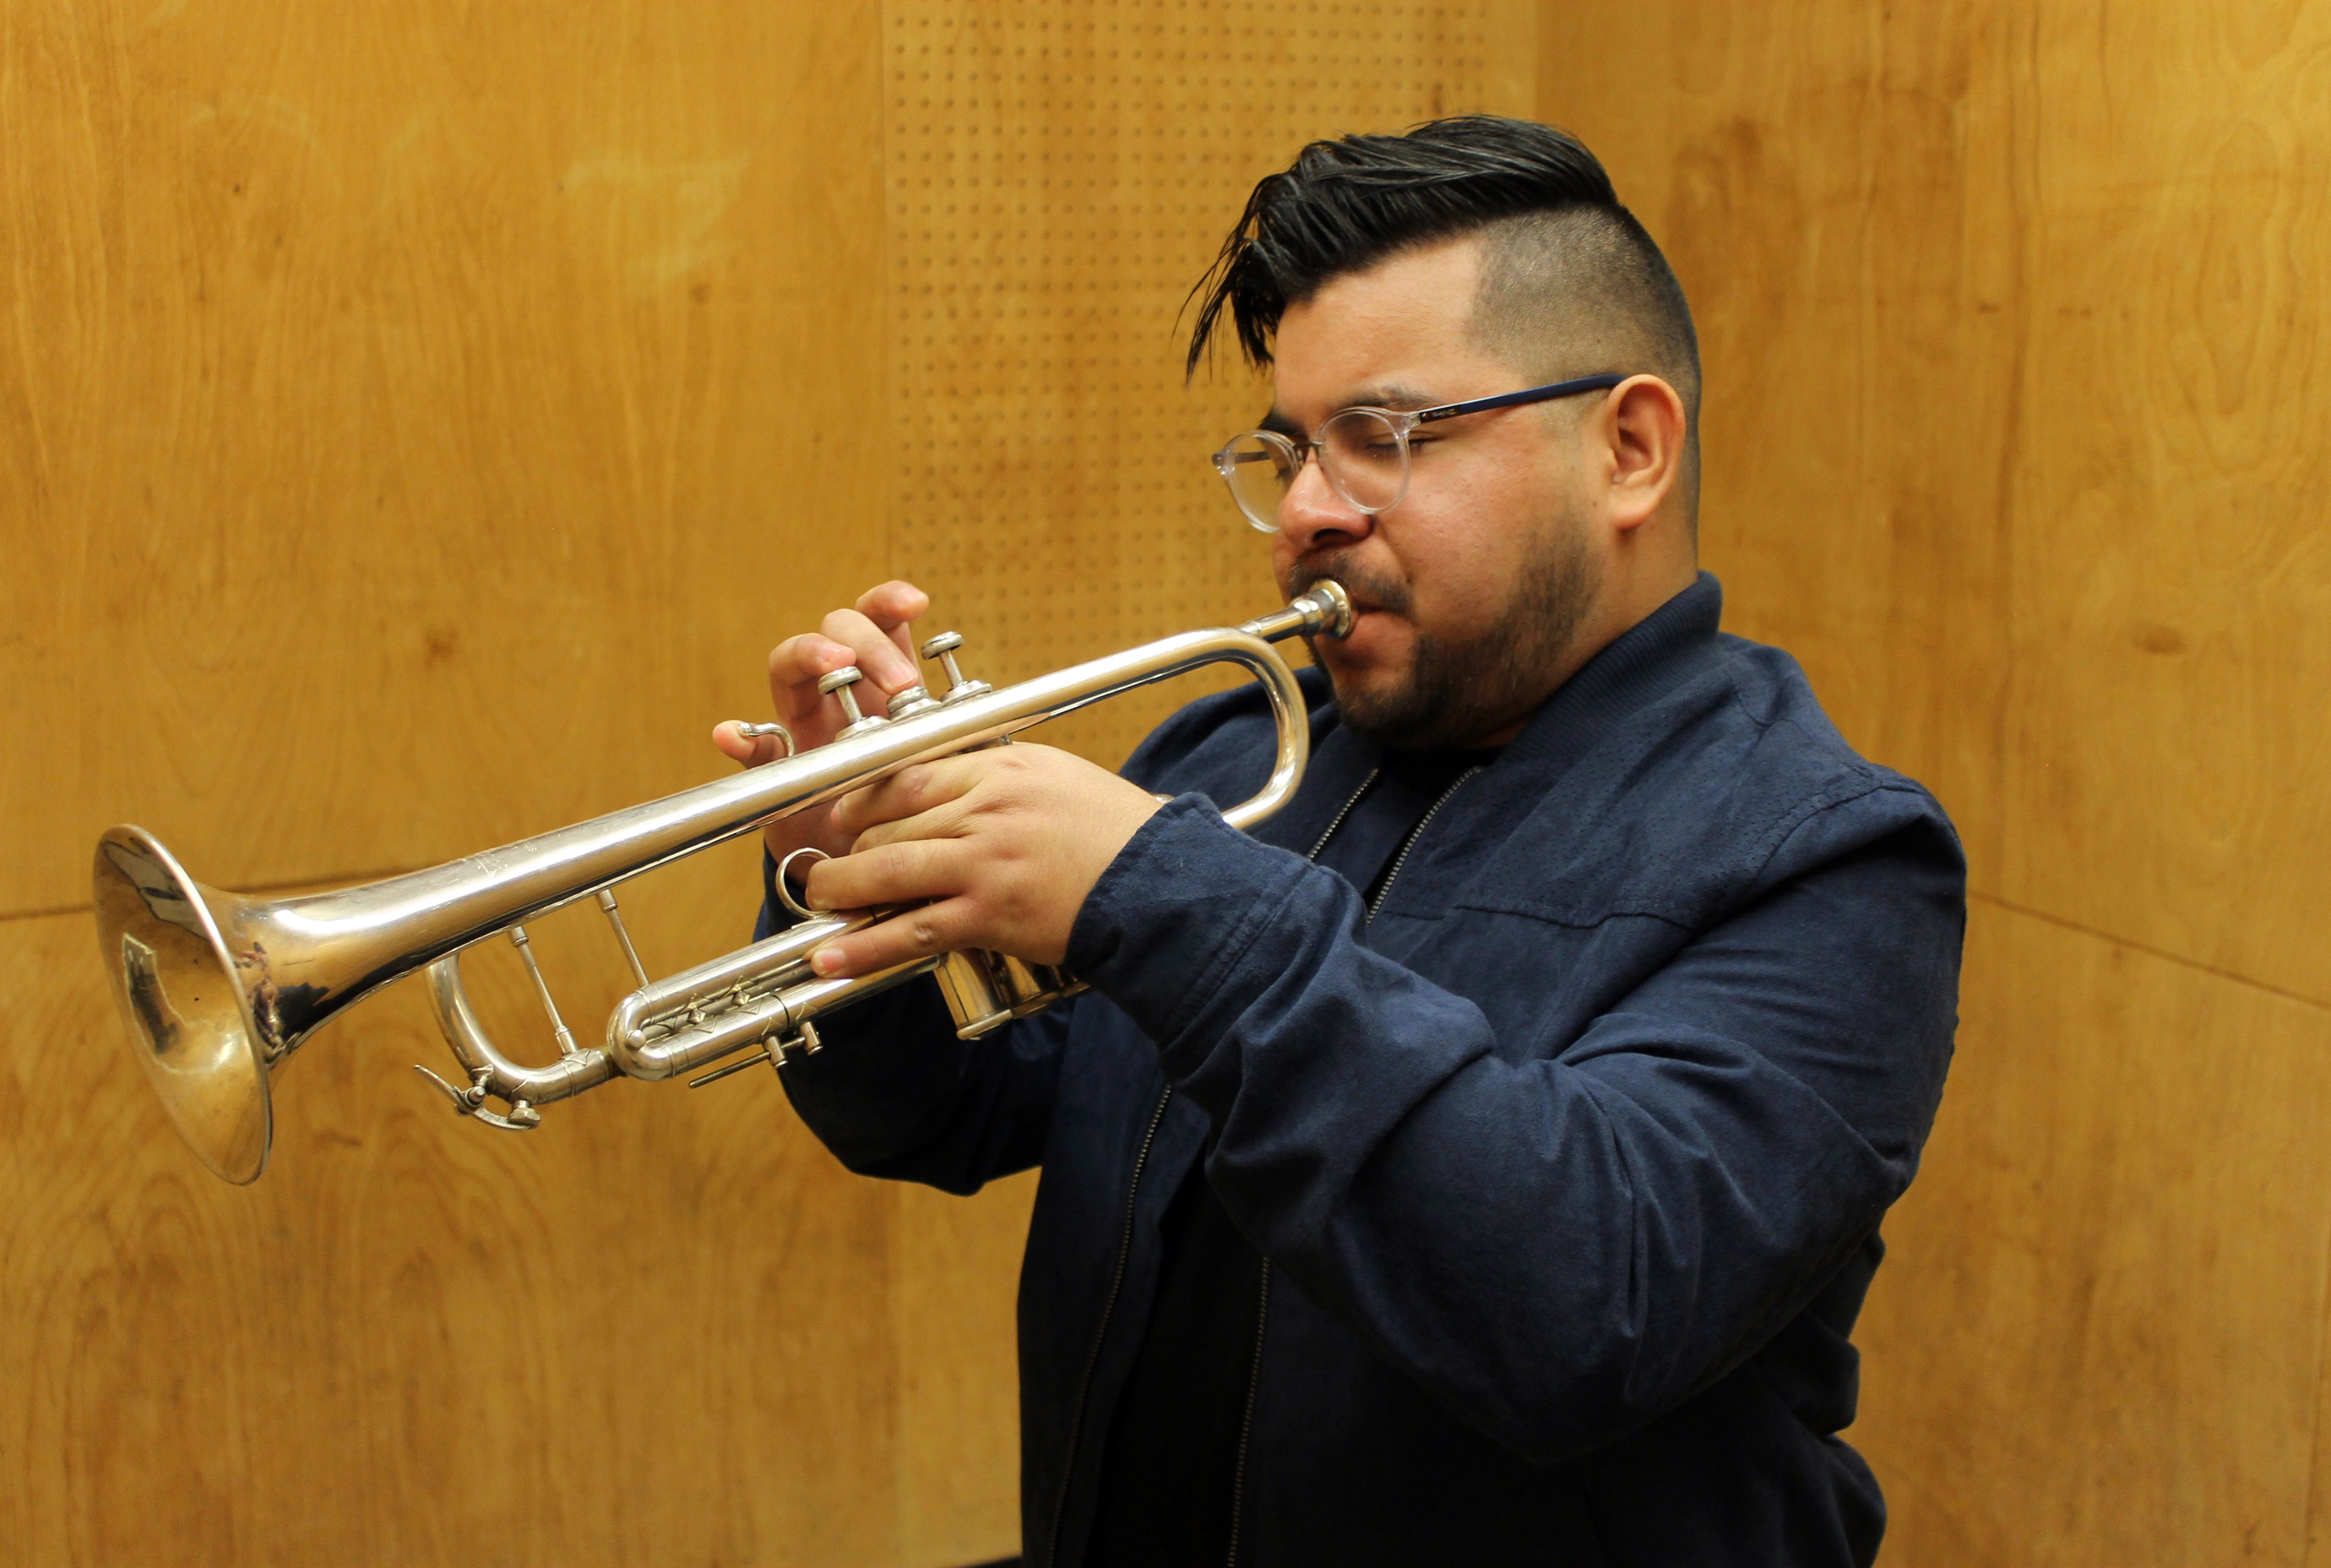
[94,582,1353,1184]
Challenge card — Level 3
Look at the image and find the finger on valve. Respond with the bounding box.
[818,607,923,699]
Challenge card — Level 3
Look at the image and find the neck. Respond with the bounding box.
[1465,545,1698,748]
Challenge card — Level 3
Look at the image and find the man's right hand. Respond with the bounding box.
[711,580,933,867]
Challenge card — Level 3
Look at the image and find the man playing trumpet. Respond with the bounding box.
[716,117,1962,1568]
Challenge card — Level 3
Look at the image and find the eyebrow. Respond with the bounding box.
[1347,383,1444,412]
[1260,383,1447,435]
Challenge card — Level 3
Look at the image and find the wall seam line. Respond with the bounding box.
[1970,890,2331,1015]
[0,902,91,925]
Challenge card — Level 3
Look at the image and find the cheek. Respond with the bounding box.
[1406,466,1581,618]
[1269,535,1304,591]
[1395,509,1522,632]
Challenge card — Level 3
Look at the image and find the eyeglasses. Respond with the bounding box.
[1209,373,1629,534]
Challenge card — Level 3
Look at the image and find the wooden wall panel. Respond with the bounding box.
[889,1177,1039,1563]
[6,2,1542,1563]
[1538,0,2017,890]
[2,847,912,1567]
[1543,0,2331,997]
[879,0,1536,770]
[1540,1,2331,1562]
[1992,3,2331,1003]
[0,3,919,1564]
[0,0,892,916]
[1854,900,2331,1566]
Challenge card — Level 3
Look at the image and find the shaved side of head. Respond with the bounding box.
[1189,116,1704,529]
[1470,208,1702,520]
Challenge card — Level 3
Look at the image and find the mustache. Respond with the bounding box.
[1283,551,1410,617]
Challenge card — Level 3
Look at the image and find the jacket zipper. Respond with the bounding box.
[1367,766,1483,923]
[1044,1084,1176,1568]
[1308,767,1378,859]
[1218,774,1471,1556]
[1047,770,1387,1568]
[1224,1259,1271,1566]
[1221,768,1383,1564]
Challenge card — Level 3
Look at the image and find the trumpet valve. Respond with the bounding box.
[817,666,889,740]
[920,631,991,703]
[885,683,942,721]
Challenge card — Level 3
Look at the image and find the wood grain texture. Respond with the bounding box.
[3,854,911,1567]
[4,2,1539,1562]
[889,1175,1039,1564]
[0,3,925,1563]
[1854,901,2331,1566]
[0,0,892,916]
[1991,2,2331,1005]
[1540,2,2331,1561]
[1540,0,2019,899]
[1544,0,2331,1001]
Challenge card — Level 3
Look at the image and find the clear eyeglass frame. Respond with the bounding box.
[1209,372,1630,534]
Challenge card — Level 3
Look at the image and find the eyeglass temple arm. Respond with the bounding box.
[1415,373,1630,424]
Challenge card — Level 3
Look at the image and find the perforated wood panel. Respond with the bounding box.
[884,0,1535,766]
[1,4,1537,1565]
[873,10,1534,1554]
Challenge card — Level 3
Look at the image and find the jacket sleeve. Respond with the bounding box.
[757,685,1285,1196]
[1064,790,1964,1464]
[772,965,1068,1196]
[761,852,1068,1196]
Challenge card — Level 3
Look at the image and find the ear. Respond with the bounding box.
[1595,374,1688,533]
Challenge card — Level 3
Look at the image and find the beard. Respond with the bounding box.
[1286,516,1601,750]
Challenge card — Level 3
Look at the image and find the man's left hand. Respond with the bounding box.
[801,744,1165,977]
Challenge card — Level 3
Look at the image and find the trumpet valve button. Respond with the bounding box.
[818,666,888,739]
[920,631,991,702]
[886,683,941,722]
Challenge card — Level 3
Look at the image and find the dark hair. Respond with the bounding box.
[1186,115,1694,389]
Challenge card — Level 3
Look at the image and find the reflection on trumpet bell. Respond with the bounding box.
[93,581,1353,1185]
[95,827,281,1185]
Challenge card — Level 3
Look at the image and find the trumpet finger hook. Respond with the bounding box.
[775,847,830,923]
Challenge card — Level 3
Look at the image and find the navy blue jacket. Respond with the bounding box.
[769,575,1964,1566]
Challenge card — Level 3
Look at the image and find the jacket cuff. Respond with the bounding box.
[1066,793,1315,1061]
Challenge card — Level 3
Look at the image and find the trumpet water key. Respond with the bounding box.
[94,582,1353,1184]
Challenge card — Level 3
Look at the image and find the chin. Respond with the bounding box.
[1318,660,1419,737]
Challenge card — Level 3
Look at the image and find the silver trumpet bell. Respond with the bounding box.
[94,582,1353,1184]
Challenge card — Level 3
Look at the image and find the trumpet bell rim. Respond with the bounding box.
[93,826,272,1184]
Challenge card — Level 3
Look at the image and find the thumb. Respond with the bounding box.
[712,720,790,768]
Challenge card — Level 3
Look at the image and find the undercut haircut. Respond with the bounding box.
[1188,116,1702,515]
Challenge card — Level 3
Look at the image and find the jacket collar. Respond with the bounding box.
[1251,573,1725,854]
[1158,578,1730,1218]
[1277,575,1734,825]
[1498,570,1726,778]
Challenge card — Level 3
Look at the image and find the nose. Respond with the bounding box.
[1276,455,1374,554]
